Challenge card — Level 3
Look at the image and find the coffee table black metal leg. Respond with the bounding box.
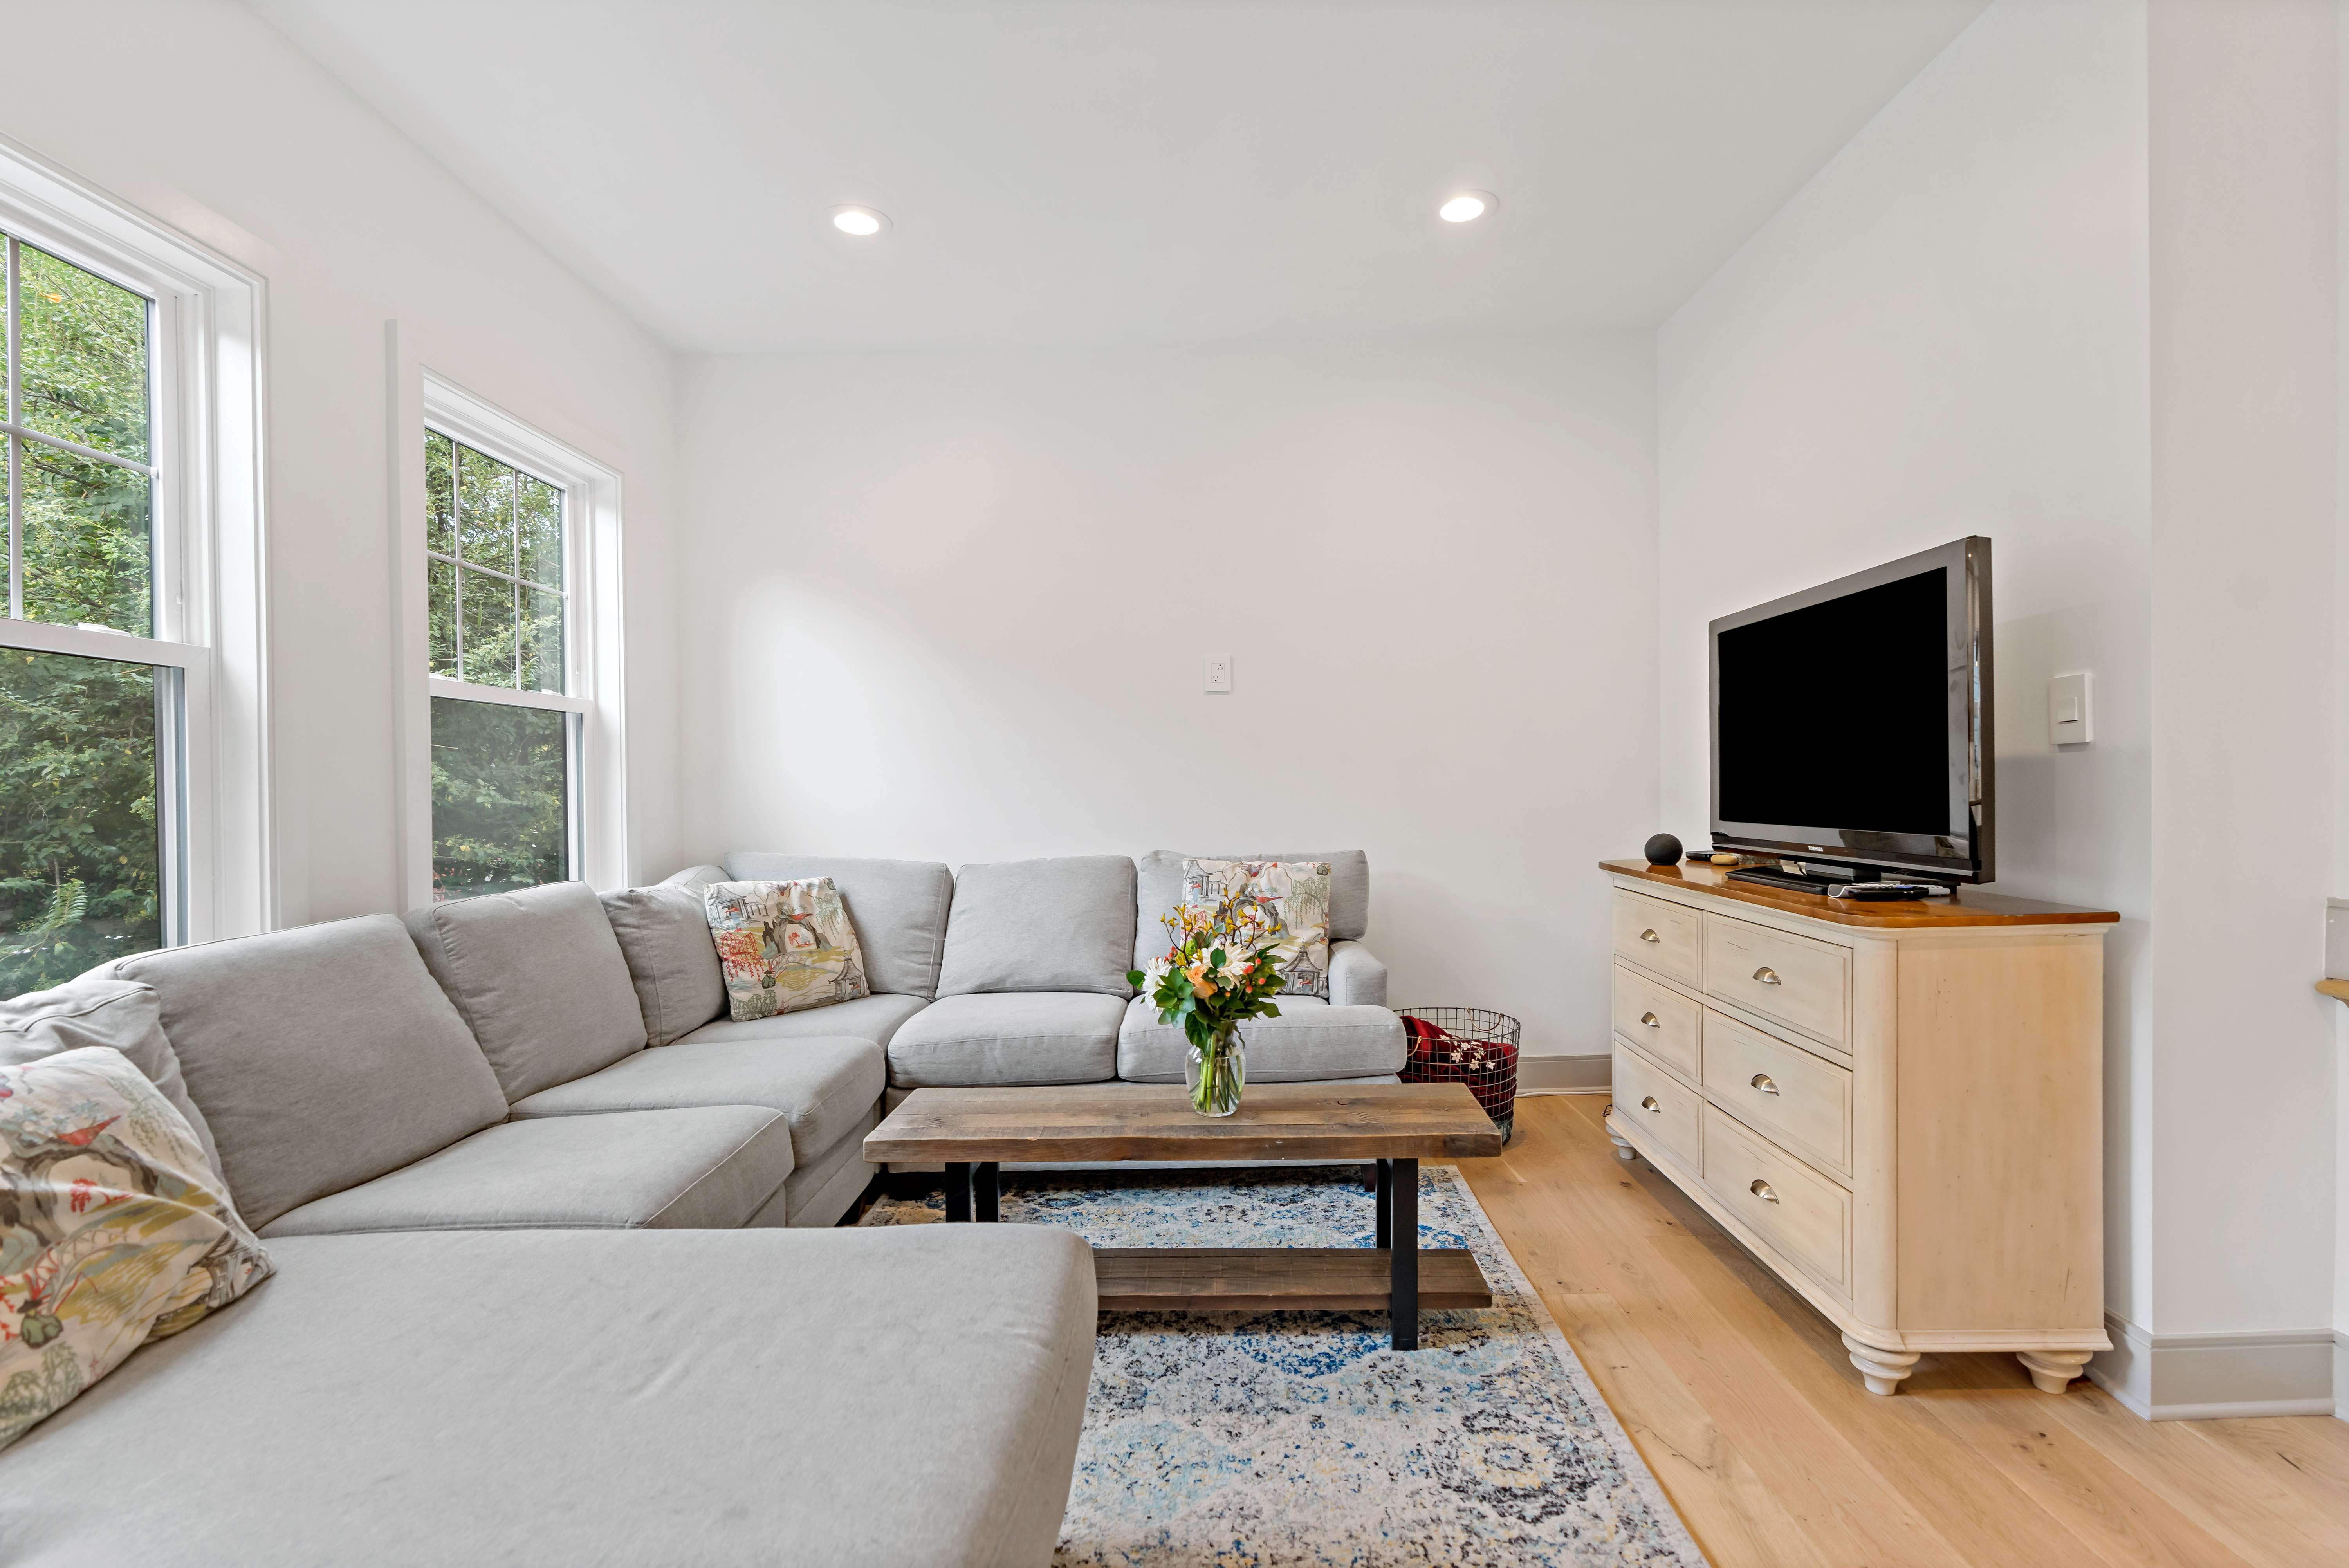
[1374,1158,1392,1250]
[944,1162,971,1223]
[975,1161,999,1222]
[1390,1157,1418,1350]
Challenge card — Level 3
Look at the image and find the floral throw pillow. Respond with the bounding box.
[2,1045,274,1451]
[704,877,872,1021]
[1182,859,1334,998]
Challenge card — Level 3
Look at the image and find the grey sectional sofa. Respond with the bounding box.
[2,846,1403,1565]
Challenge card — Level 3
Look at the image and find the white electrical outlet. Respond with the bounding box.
[1203,655,1232,693]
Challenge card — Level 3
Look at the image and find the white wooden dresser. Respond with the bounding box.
[1600,859,2117,1395]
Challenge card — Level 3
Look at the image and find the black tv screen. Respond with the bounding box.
[1717,570,1950,835]
[1709,538,1993,882]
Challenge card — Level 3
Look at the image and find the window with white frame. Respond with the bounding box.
[423,428,576,900]
[0,143,269,1001]
[0,231,171,995]
[408,373,621,904]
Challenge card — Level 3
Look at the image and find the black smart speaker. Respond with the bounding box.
[1644,833,1683,867]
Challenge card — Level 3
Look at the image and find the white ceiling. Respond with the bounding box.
[255,1,1986,354]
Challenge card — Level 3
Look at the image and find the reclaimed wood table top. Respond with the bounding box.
[864,1081,1506,1164]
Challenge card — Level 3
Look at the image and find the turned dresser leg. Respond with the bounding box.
[2017,1350,2093,1394]
[1607,1120,1637,1162]
[1842,1333,1921,1396]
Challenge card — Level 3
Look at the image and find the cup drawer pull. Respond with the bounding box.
[1753,966,1781,985]
[1750,1178,1779,1204]
[1750,1073,1779,1095]
[1639,1012,1660,1027]
[1639,928,1660,943]
[1639,1095,1662,1113]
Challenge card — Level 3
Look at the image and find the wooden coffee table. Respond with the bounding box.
[862,1081,1505,1350]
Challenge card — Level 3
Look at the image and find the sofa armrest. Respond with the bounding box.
[1327,940,1388,1008]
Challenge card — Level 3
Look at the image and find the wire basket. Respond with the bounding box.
[1396,1006,1521,1144]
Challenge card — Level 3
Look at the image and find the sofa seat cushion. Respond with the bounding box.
[776,1110,882,1228]
[1115,995,1407,1084]
[724,854,954,1000]
[258,1107,793,1237]
[888,992,1123,1088]
[509,1036,884,1168]
[404,881,648,1102]
[0,1227,1095,1568]
[935,856,1137,998]
[114,915,509,1232]
[673,991,928,1052]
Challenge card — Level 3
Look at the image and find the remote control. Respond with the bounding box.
[1827,881,1951,900]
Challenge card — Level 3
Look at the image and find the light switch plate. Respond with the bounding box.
[1203,655,1232,693]
[2048,671,2092,746]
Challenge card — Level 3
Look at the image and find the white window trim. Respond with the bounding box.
[0,131,273,945]
[386,331,627,908]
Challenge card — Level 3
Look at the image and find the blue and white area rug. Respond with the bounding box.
[862,1166,1708,1567]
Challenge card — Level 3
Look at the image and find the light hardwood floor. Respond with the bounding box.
[1463,1095,2349,1568]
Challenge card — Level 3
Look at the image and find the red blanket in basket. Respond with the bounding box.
[1401,1015,1518,1120]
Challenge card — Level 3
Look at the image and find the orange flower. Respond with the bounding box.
[1187,964,1215,999]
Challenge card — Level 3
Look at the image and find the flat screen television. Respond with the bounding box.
[1709,537,1994,884]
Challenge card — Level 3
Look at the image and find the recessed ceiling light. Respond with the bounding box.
[1439,191,1496,224]
[828,205,889,237]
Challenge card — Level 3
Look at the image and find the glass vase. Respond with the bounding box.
[1186,1026,1246,1117]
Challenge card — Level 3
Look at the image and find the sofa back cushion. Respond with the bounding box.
[1134,849,1369,970]
[936,855,1137,998]
[403,882,648,1102]
[114,915,507,1231]
[723,854,953,1000]
[660,863,726,893]
[600,884,728,1046]
[0,973,223,1180]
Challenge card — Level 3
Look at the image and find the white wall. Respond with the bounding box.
[2338,0,2349,1411]
[677,333,1658,1060]
[1657,0,2156,1319]
[2145,0,2337,1344]
[0,0,685,922]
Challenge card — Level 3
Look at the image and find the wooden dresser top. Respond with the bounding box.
[1602,859,2120,929]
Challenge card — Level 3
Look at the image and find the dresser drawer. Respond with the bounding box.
[1611,963,1700,1081]
[1612,1038,1701,1169]
[1702,1010,1853,1179]
[1702,1105,1850,1295]
[1703,915,1850,1045]
[1612,891,1702,986]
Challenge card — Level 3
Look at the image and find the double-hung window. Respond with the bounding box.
[0,147,270,1003]
[423,429,580,900]
[1,233,177,996]
[399,364,622,907]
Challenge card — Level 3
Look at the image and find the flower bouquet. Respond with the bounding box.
[1128,886,1286,1116]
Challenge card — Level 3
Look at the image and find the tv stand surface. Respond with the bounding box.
[1601,859,2117,930]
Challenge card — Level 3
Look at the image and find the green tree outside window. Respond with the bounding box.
[1,235,163,999]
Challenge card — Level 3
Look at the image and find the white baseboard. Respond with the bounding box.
[1515,1053,1610,1095]
[2338,1332,2348,1425]
[2087,1312,2338,1419]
